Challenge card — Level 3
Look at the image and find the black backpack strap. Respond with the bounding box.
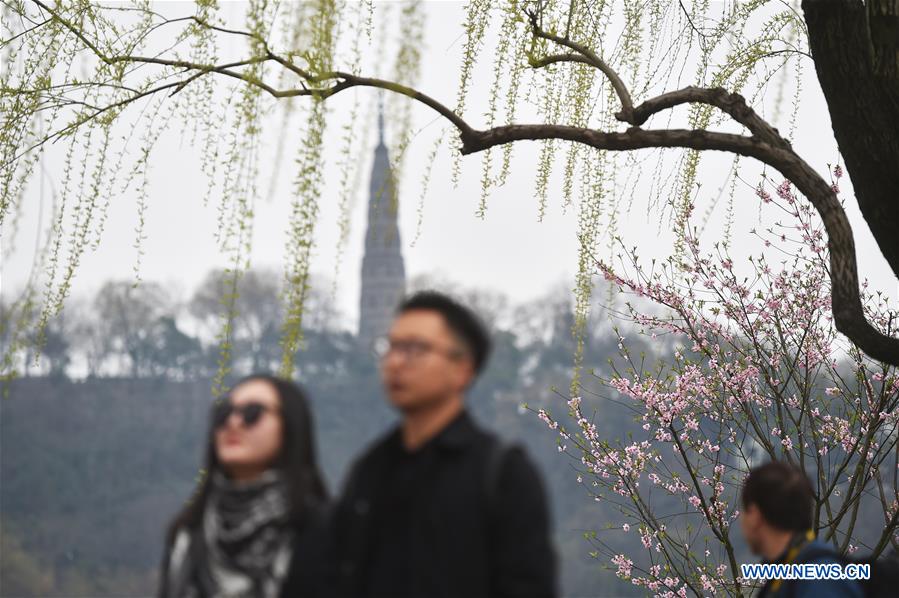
[484,437,511,513]
[335,455,379,595]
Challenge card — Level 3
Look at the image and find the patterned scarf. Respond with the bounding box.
[179,470,294,598]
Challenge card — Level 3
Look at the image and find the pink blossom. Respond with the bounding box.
[537,409,558,430]
[611,554,633,579]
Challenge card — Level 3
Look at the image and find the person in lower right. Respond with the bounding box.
[740,461,863,597]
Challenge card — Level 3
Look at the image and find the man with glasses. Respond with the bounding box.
[331,291,557,597]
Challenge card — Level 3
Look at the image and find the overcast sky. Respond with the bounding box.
[3,1,896,330]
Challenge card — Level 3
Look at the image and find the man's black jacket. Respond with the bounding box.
[331,410,557,598]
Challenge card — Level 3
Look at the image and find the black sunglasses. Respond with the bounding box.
[212,400,275,429]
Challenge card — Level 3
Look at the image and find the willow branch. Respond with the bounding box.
[20,0,899,366]
[0,17,52,47]
[314,72,473,136]
[525,7,635,119]
[529,52,595,69]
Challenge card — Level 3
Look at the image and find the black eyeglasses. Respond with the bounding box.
[372,336,464,362]
[212,400,276,429]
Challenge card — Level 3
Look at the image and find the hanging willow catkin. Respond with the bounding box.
[1,0,805,396]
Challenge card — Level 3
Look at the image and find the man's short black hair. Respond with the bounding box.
[742,461,814,532]
[397,291,491,376]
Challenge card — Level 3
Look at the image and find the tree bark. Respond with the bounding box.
[803,0,899,279]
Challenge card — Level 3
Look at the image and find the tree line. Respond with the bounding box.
[6,268,631,394]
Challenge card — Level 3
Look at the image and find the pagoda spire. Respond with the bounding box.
[358,100,406,347]
[377,94,385,146]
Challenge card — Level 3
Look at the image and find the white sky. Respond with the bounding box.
[3,0,896,330]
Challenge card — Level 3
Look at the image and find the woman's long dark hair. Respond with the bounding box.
[166,374,328,543]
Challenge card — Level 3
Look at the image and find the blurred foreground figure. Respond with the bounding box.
[158,375,329,598]
[333,291,557,597]
[741,461,863,598]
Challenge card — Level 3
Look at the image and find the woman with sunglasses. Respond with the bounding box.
[158,374,330,598]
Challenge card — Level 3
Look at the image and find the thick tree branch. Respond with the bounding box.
[623,86,787,146]
[455,120,897,364]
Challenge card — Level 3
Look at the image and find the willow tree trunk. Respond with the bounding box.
[803,0,899,280]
